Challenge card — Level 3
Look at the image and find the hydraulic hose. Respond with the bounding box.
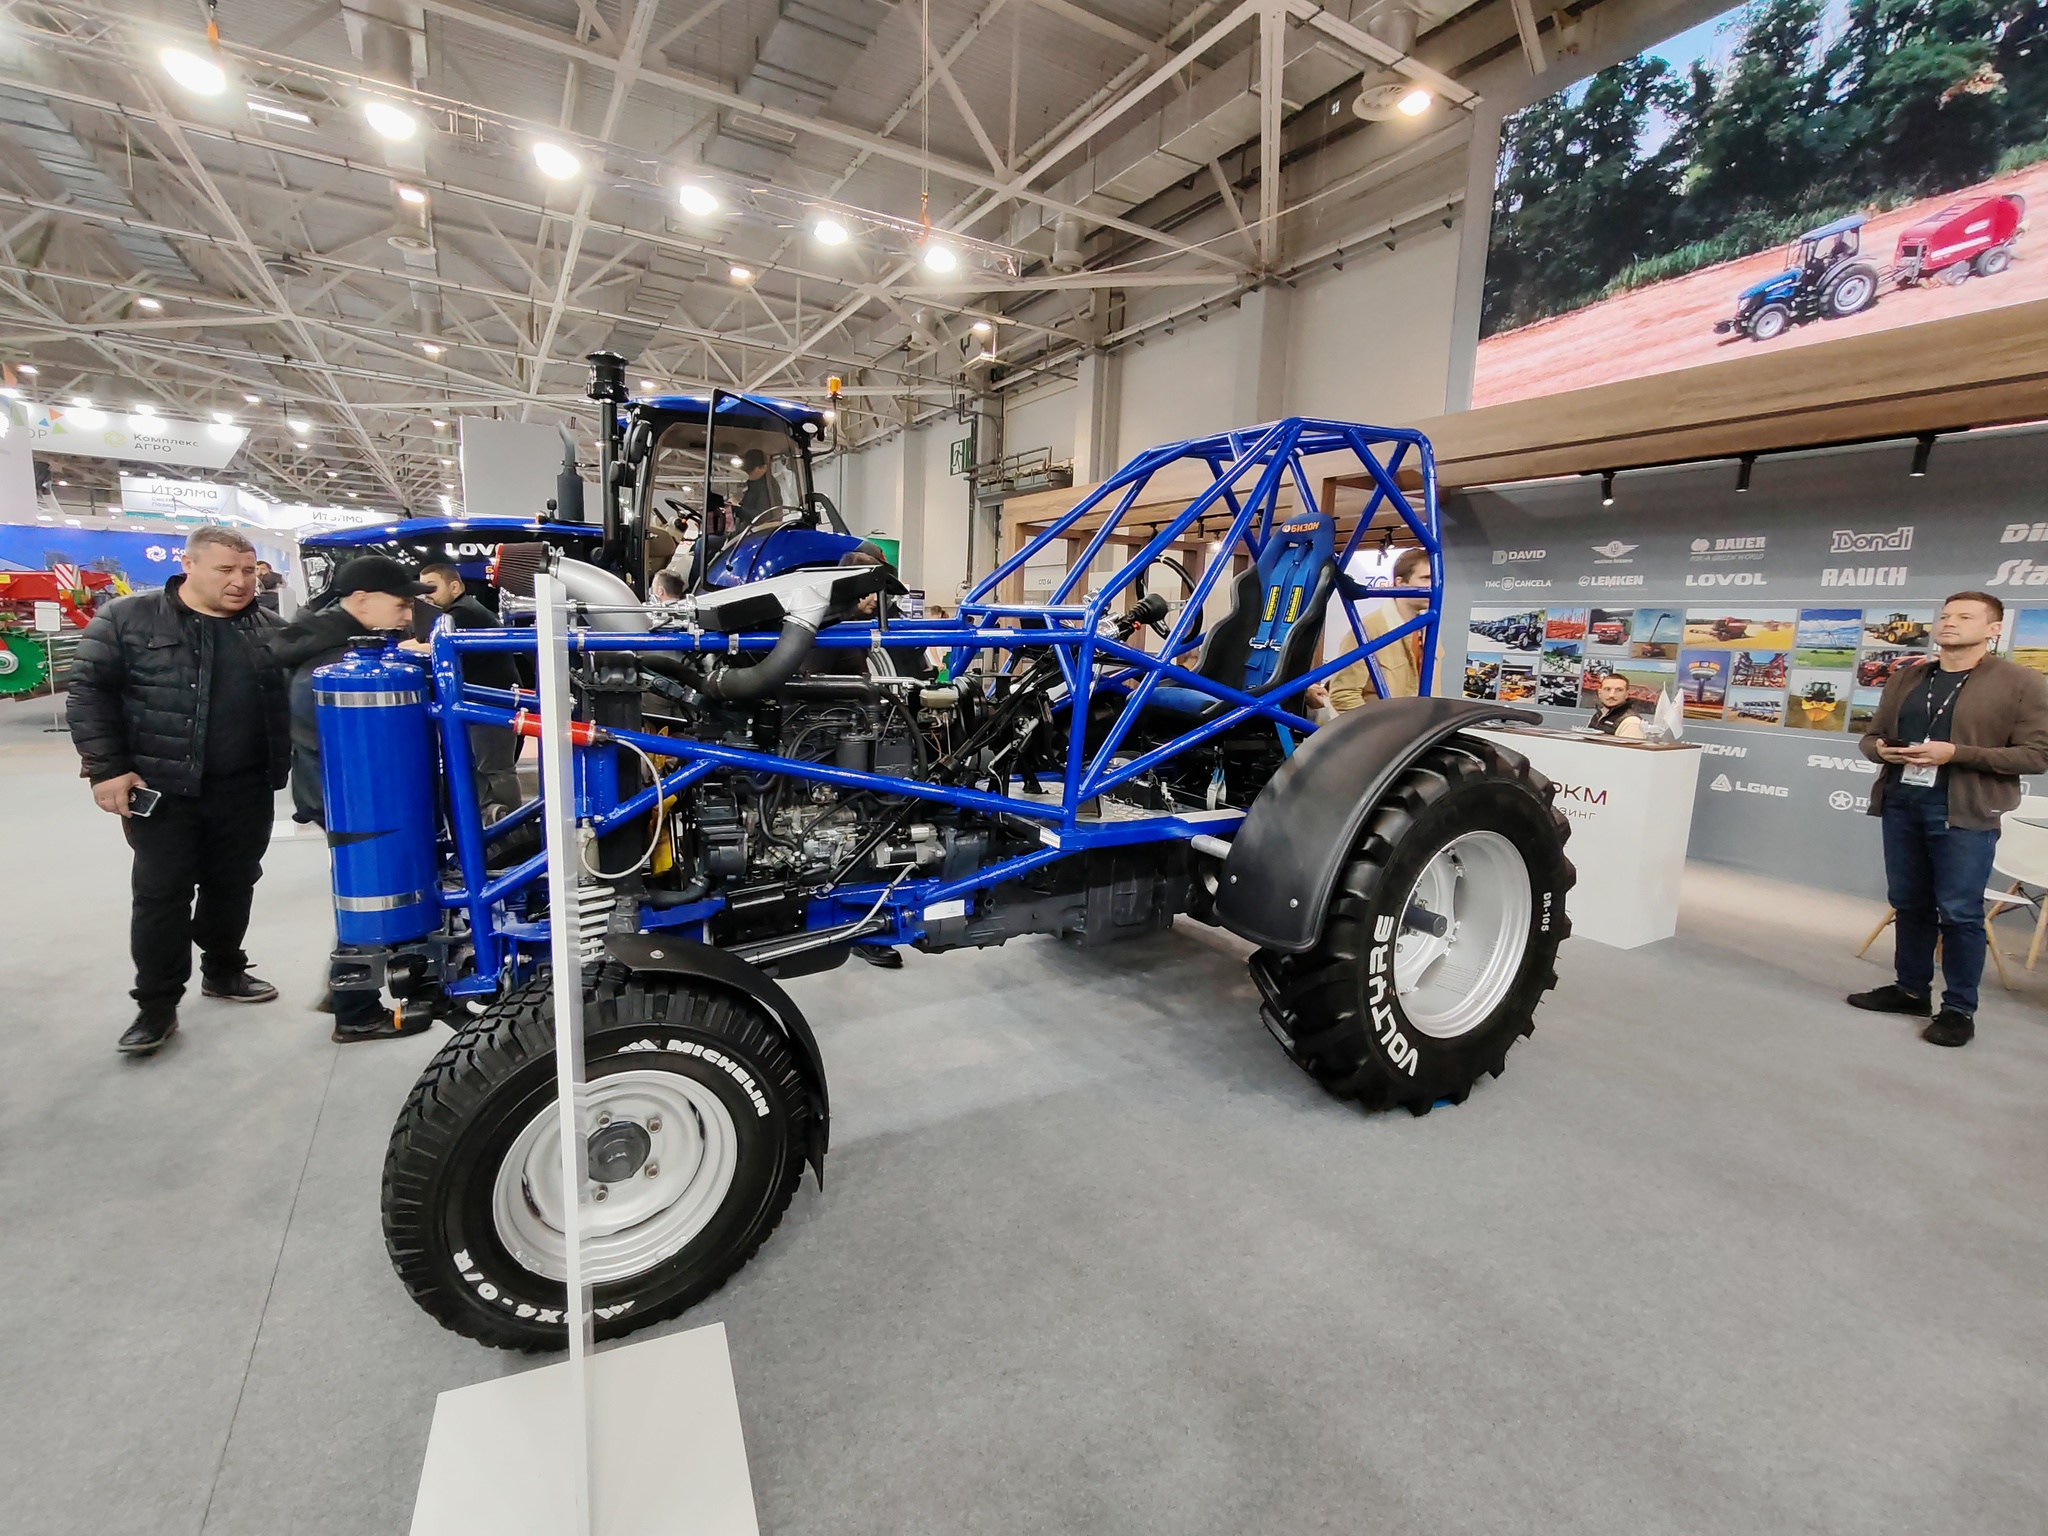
[700,616,820,700]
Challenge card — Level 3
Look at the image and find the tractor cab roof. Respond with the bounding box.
[622,392,826,436]
[301,515,602,550]
[1798,214,1866,242]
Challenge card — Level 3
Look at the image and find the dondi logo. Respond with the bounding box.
[1831,526,1914,553]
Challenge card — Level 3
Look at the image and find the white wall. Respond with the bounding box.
[1286,225,1463,427]
[1116,308,1240,463]
[908,423,972,603]
[1003,379,1078,466]
[828,432,902,544]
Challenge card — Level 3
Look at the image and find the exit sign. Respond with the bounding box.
[949,436,972,476]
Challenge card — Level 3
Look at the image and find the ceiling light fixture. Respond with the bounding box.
[19,365,37,377]
[1396,87,1433,117]
[970,319,992,335]
[729,456,744,469]
[1910,432,1935,477]
[161,47,226,98]
[639,379,657,391]
[814,217,849,246]
[362,100,418,142]
[1736,453,1755,492]
[677,182,720,216]
[289,417,311,435]
[420,341,444,357]
[131,401,159,417]
[729,264,753,283]
[396,185,428,206]
[135,295,163,312]
[922,242,959,274]
[247,98,313,124]
[532,141,581,180]
[1600,470,1616,506]
[242,392,261,404]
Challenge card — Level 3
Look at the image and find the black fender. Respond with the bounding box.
[1212,698,1542,953]
[605,932,831,1181]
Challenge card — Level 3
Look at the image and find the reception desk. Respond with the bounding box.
[1470,726,1703,950]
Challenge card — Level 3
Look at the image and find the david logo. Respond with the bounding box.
[1492,548,1544,564]
[1831,526,1913,554]
[1590,540,1637,560]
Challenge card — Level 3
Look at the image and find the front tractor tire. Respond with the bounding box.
[382,974,813,1351]
[1746,302,1791,341]
[1251,736,1573,1115]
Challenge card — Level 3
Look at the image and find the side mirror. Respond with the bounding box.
[621,417,653,467]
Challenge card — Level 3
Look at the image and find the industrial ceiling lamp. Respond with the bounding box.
[814,217,850,247]
[161,47,226,97]
[922,242,959,274]
[1600,470,1616,506]
[363,99,418,142]
[532,141,581,181]
[678,182,720,216]
[1736,452,1755,492]
[1910,432,1935,477]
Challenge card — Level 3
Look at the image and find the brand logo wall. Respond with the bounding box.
[1684,571,1768,586]
[1709,773,1789,797]
[1491,548,1545,564]
[1807,753,1879,774]
[1830,526,1914,553]
[1989,557,2048,587]
[1590,540,1637,562]
[1689,535,1768,562]
[1820,565,1909,587]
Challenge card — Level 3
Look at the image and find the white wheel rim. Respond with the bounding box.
[1754,310,1786,338]
[1834,276,1872,310]
[1392,830,1533,1040]
[492,1070,739,1285]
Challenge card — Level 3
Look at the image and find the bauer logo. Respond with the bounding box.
[1690,535,1767,557]
[1830,526,1913,554]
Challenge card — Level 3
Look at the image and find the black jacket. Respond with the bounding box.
[66,577,289,795]
[415,593,521,693]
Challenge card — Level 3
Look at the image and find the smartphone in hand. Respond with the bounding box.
[128,785,163,817]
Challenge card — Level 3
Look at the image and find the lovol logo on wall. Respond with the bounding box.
[1684,571,1768,586]
[1830,526,1914,553]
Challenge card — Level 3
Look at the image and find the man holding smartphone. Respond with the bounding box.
[1850,591,2048,1046]
[68,526,291,1055]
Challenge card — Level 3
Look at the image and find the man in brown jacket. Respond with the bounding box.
[1849,591,2048,1046]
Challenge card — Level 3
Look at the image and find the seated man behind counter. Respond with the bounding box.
[1587,672,1646,738]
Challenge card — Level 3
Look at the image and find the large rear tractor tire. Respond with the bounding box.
[1250,735,1573,1114]
[382,974,812,1350]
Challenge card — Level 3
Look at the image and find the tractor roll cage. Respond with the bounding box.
[413,416,1442,992]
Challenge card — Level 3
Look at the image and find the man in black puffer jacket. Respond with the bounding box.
[68,526,290,1056]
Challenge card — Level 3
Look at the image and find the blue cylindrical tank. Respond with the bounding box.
[315,644,439,946]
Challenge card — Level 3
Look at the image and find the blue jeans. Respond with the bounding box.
[1882,788,2000,1015]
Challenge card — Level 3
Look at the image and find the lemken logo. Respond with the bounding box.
[1685,572,1768,587]
[1830,526,1913,554]
[1989,557,2048,587]
[1820,566,1909,588]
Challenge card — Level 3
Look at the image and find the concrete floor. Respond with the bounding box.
[5,695,2048,1535]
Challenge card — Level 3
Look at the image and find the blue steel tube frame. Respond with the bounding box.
[404,417,1444,978]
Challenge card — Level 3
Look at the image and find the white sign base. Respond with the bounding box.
[1472,727,1703,949]
[409,1322,760,1536]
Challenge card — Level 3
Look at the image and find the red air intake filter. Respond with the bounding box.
[491,541,550,598]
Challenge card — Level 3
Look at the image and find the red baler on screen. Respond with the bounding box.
[0,567,115,628]
[1893,193,2025,286]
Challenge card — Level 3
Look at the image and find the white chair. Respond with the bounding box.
[1853,805,2048,990]
[1985,804,2048,969]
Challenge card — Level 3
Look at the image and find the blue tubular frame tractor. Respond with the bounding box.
[347,401,1574,1350]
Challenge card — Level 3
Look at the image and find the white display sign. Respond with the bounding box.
[10,400,248,469]
[32,600,61,632]
[119,474,234,518]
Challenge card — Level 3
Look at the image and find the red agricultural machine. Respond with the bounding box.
[1893,194,2025,287]
[0,565,118,697]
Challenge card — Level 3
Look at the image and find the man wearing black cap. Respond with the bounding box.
[268,555,436,1042]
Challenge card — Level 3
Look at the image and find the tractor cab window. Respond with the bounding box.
[645,419,810,538]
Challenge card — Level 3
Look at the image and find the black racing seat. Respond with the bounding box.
[1148,509,1336,719]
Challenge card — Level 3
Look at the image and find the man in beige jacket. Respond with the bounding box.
[1307,545,1431,712]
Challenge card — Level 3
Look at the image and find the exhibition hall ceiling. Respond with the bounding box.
[0,0,1511,508]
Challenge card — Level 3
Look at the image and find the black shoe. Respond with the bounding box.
[202,971,279,1004]
[852,945,904,969]
[1846,983,1931,1016]
[331,1007,432,1044]
[1923,1009,1975,1047]
[118,1010,178,1055]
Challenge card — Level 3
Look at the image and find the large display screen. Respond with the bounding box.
[1474,0,2048,408]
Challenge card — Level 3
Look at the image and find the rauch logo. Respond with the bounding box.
[1820,565,1908,588]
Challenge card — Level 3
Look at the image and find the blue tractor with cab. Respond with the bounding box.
[325,355,1575,1349]
[1714,214,1882,342]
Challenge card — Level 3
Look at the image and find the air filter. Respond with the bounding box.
[491,542,551,598]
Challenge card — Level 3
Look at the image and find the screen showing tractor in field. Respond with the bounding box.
[1474,0,2048,409]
